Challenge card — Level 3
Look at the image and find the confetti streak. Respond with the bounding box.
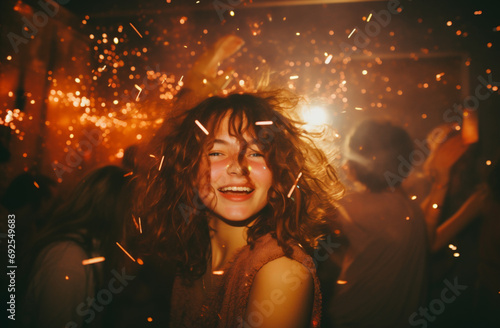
[139,217,143,234]
[129,22,143,38]
[212,270,224,275]
[158,155,165,171]
[348,28,356,38]
[290,75,299,80]
[255,121,273,125]
[367,13,373,22]
[135,84,142,101]
[82,256,106,265]
[33,181,40,188]
[132,215,139,230]
[116,242,136,262]
[325,54,333,64]
[123,171,133,177]
[195,120,209,135]
[287,172,303,198]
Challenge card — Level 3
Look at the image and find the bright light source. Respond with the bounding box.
[300,105,329,129]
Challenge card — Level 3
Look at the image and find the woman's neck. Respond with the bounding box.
[207,216,249,271]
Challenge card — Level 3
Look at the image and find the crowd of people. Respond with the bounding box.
[1,35,499,328]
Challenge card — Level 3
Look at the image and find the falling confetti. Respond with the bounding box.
[195,120,210,135]
[255,121,274,125]
[132,215,139,230]
[325,54,333,64]
[116,242,136,262]
[287,172,303,198]
[348,28,356,38]
[82,256,106,265]
[158,155,165,171]
[134,84,143,101]
[129,22,143,38]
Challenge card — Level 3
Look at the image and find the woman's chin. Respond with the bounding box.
[212,210,261,226]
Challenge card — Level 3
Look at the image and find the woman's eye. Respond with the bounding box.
[208,152,223,157]
[248,152,264,158]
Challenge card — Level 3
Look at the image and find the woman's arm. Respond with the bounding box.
[174,35,244,112]
[245,257,314,328]
[420,133,469,249]
[431,184,489,252]
[151,35,244,142]
[421,181,449,249]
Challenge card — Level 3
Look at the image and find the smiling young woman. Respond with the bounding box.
[133,91,343,328]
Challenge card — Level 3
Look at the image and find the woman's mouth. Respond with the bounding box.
[218,186,254,193]
[217,186,255,201]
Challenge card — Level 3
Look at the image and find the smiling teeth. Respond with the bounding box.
[220,186,252,192]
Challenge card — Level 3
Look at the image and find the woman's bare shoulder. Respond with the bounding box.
[245,256,314,328]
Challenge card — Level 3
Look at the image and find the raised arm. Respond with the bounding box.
[174,35,245,112]
[150,35,244,144]
[420,133,469,248]
[431,184,489,252]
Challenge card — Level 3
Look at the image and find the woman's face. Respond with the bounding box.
[197,113,273,222]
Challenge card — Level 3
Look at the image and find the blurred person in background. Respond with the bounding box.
[18,165,135,328]
[416,109,483,327]
[1,172,58,254]
[324,119,427,328]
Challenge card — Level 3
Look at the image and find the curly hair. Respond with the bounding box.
[133,91,343,282]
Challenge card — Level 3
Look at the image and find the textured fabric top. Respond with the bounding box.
[170,233,321,328]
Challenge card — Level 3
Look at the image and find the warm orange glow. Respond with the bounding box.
[82,256,106,265]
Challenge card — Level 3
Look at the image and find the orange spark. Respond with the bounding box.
[116,242,136,262]
[82,256,106,265]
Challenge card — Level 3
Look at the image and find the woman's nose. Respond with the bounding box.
[226,159,243,175]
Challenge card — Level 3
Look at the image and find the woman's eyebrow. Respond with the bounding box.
[213,139,230,145]
[247,139,261,146]
[212,138,260,148]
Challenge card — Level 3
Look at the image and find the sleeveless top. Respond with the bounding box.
[170,233,322,328]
